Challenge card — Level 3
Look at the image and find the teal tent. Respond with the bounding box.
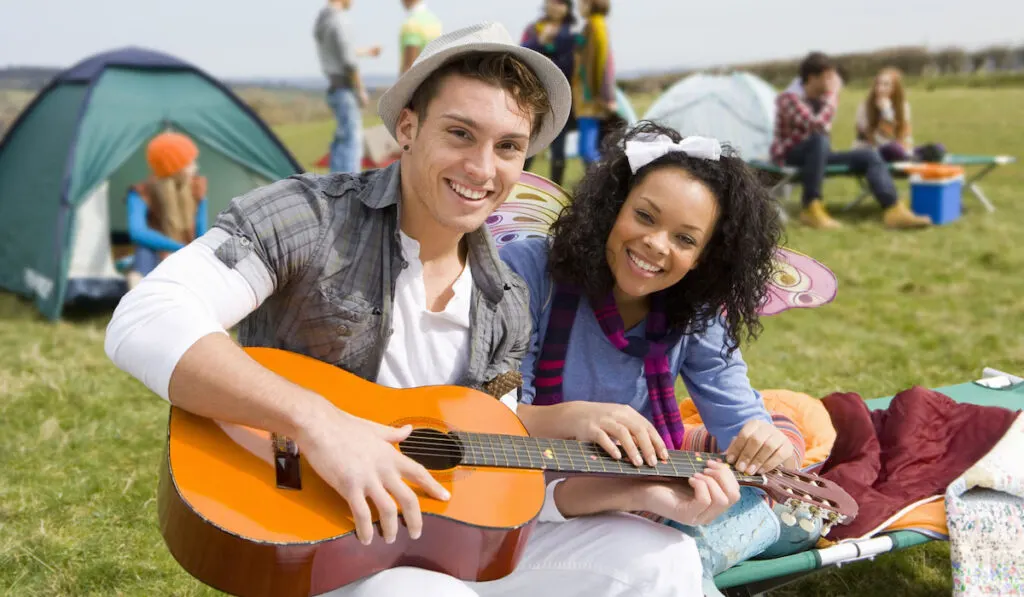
[0,47,303,319]
[643,72,778,160]
[615,86,638,125]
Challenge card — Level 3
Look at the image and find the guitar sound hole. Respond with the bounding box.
[399,429,463,470]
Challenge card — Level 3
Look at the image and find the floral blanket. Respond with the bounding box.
[945,413,1024,596]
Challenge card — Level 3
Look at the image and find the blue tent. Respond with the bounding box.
[643,72,778,160]
[0,47,303,319]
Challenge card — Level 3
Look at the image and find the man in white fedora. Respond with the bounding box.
[106,21,717,596]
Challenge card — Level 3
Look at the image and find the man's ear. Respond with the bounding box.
[395,107,419,148]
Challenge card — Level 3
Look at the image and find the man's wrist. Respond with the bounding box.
[284,390,336,440]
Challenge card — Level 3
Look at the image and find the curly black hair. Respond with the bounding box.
[548,121,784,353]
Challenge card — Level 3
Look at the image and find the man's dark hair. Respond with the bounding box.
[799,51,835,83]
[408,52,551,139]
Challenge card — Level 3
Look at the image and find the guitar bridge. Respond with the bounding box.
[272,433,302,490]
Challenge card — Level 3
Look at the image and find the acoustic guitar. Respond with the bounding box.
[159,347,857,597]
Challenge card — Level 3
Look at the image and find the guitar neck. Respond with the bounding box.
[454,431,763,485]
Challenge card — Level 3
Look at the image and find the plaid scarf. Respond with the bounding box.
[534,285,686,449]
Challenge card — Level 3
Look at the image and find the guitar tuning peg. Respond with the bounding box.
[779,510,798,527]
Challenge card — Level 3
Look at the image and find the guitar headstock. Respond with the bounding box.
[742,468,858,536]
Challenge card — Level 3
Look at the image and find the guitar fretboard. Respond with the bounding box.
[452,431,761,484]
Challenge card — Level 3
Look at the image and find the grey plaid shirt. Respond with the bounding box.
[201,162,531,391]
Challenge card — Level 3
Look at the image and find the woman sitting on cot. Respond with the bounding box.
[854,67,945,162]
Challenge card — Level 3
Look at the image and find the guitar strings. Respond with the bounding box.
[398,433,725,465]
[392,438,753,481]
[402,433,731,467]
[399,432,727,464]
[393,449,720,478]
[396,436,718,469]
[395,445,713,473]
[393,436,837,506]
[393,436,844,518]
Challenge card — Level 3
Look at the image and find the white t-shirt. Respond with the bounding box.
[378,231,518,412]
[376,231,473,389]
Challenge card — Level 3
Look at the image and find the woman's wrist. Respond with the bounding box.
[552,476,643,518]
[516,402,571,438]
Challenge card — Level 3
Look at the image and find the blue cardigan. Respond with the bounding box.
[500,238,772,449]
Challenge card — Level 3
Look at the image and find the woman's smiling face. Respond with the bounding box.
[605,166,720,300]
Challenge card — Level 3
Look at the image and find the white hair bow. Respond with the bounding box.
[624,134,722,174]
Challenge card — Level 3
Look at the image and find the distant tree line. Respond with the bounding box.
[0,67,61,91]
[620,44,1024,94]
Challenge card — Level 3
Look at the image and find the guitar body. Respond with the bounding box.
[159,347,545,597]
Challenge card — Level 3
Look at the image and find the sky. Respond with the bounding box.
[2,0,1022,81]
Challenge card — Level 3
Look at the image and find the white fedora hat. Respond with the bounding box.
[377,21,572,158]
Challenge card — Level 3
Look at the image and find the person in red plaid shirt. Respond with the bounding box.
[770,52,931,230]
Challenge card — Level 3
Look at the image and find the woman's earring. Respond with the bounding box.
[403,145,410,151]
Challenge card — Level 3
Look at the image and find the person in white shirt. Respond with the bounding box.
[105,22,738,596]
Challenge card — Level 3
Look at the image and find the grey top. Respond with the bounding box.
[200,162,531,392]
[313,5,357,82]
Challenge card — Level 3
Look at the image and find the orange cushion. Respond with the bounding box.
[883,499,949,536]
[679,389,837,469]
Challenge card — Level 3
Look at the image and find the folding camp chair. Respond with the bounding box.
[841,154,1017,213]
[747,160,869,222]
[748,160,861,203]
[712,368,1024,596]
[749,154,1016,215]
[934,154,1016,212]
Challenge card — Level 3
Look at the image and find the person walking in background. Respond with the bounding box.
[314,0,381,173]
[399,0,443,75]
[854,67,946,163]
[573,0,616,169]
[521,0,578,186]
[770,52,931,230]
[125,131,208,290]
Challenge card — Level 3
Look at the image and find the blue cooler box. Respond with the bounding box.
[910,174,963,225]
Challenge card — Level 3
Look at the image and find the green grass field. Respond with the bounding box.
[2,86,1023,596]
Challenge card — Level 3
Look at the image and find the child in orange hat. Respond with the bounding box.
[125,132,209,288]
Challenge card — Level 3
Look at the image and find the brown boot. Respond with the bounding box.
[883,201,932,229]
[799,200,842,229]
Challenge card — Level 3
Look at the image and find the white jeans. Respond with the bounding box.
[323,513,703,597]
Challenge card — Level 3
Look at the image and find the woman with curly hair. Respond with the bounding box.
[500,121,802,586]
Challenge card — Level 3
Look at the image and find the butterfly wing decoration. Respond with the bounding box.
[490,172,838,316]
[760,247,838,316]
[487,172,571,248]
